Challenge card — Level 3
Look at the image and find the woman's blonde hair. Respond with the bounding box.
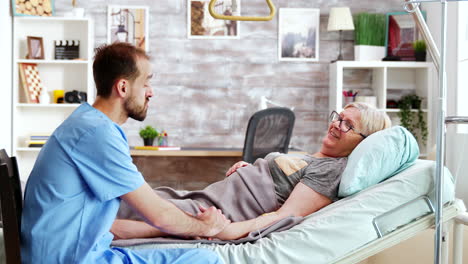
[344,102,392,136]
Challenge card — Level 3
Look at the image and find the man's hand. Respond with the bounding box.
[225,161,250,177]
[196,205,231,237]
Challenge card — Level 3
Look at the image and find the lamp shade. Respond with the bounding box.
[327,7,355,31]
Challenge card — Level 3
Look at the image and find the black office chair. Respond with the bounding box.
[242,108,295,163]
[0,149,22,264]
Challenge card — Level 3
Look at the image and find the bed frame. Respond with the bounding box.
[334,199,467,264]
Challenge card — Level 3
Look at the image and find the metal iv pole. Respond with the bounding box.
[403,1,468,263]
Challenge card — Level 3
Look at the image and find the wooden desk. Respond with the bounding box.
[130,148,306,190]
[130,147,246,157]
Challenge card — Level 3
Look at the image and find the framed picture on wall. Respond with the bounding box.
[385,11,426,61]
[107,5,149,51]
[278,8,320,62]
[27,36,44,60]
[187,0,240,39]
[12,0,54,16]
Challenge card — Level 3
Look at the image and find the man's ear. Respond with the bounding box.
[115,79,128,98]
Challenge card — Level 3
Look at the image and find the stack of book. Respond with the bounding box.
[133,146,181,151]
[28,135,50,147]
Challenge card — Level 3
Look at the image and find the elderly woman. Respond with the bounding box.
[112,102,391,240]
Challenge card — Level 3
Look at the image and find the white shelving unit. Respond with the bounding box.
[12,17,94,180]
[329,61,435,157]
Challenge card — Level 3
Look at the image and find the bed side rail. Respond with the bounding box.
[373,196,434,238]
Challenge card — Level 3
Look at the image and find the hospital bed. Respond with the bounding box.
[0,161,465,264]
[105,159,466,264]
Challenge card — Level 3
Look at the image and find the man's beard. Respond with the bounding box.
[124,95,148,121]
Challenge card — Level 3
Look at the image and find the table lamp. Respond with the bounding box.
[327,7,354,62]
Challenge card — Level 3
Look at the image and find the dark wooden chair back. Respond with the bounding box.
[0,149,22,264]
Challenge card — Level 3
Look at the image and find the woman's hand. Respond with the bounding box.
[213,222,245,240]
[225,161,250,177]
[195,205,231,237]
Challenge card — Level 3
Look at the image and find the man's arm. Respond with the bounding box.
[214,182,331,240]
[111,219,167,240]
[120,182,230,238]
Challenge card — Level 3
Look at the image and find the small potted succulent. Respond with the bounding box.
[139,125,159,146]
[413,40,427,61]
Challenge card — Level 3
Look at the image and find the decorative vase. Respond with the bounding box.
[143,138,155,146]
[414,51,426,62]
[354,45,386,61]
[39,87,50,105]
[72,7,85,17]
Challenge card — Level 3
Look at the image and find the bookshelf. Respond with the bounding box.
[329,61,435,157]
[12,16,94,180]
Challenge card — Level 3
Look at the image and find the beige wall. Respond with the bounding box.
[361,225,468,264]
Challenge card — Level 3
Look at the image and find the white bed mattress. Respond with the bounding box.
[0,160,456,264]
[115,159,456,264]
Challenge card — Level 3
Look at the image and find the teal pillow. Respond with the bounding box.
[338,126,420,197]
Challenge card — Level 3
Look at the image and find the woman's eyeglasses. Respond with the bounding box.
[329,111,367,139]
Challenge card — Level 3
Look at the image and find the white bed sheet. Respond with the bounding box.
[117,160,456,264]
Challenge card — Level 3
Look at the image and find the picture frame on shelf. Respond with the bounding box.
[187,0,240,39]
[107,5,149,51]
[278,8,320,62]
[18,63,43,104]
[12,0,54,17]
[27,36,44,60]
[384,11,426,61]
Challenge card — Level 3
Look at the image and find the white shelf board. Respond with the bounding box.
[383,109,429,113]
[333,61,433,69]
[14,16,90,22]
[16,147,41,152]
[16,103,81,108]
[16,59,89,64]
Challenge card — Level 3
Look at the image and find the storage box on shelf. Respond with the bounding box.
[329,61,434,157]
[12,17,94,180]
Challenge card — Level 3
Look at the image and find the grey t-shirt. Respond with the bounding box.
[264,152,348,204]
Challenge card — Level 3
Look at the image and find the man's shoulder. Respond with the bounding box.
[54,104,123,144]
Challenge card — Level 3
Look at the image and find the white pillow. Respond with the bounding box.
[338,126,420,197]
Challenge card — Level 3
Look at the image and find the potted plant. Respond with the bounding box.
[354,13,386,61]
[139,125,159,146]
[413,40,427,61]
[397,94,428,144]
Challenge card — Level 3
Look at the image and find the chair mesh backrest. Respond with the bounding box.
[242,108,295,163]
[0,149,22,264]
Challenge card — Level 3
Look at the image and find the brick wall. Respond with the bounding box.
[53,0,404,187]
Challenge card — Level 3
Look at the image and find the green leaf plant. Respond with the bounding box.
[139,125,159,140]
[397,94,428,144]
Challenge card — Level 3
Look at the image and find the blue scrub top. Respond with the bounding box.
[21,103,145,263]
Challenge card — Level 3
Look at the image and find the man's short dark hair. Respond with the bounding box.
[93,43,150,98]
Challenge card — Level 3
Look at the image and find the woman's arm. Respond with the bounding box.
[214,182,331,240]
[214,212,284,240]
[276,182,332,217]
